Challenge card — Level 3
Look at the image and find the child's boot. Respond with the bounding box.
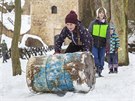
[109,68,114,74]
[98,68,103,77]
[114,68,118,73]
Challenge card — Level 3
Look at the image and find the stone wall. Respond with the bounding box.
[22,0,30,15]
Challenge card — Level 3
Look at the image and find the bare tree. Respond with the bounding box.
[0,0,4,43]
[111,0,129,65]
[79,0,102,27]
[11,0,21,76]
[128,0,135,20]
[101,0,111,22]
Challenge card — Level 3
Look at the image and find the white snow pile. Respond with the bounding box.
[1,34,48,49]
[19,34,48,49]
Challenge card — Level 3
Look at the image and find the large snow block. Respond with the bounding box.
[26,52,96,93]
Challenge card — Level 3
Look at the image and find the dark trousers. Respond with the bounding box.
[108,53,118,67]
[109,53,118,64]
[2,52,7,63]
[65,43,83,53]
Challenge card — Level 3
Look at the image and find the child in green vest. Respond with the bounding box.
[88,7,109,77]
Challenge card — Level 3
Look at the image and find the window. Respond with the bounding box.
[51,6,57,14]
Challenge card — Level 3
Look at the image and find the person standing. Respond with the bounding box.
[1,40,8,63]
[107,23,120,73]
[55,10,93,53]
[88,7,109,77]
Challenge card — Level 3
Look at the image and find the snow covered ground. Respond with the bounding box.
[0,53,135,101]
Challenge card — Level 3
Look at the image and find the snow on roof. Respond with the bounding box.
[19,34,48,49]
[1,34,48,49]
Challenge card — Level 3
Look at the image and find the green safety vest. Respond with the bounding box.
[92,24,108,38]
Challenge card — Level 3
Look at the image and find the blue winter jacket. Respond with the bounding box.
[55,21,93,52]
[109,33,120,53]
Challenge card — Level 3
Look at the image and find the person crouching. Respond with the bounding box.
[54,10,93,53]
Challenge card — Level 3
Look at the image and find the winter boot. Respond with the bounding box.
[95,65,98,73]
[114,68,118,73]
[98,68,103,77]
[109,68,114,74]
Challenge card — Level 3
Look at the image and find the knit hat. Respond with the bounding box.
[109,23,115,31]
[2,40,5,43]
[96,7,107,19]
[65,10,78,24]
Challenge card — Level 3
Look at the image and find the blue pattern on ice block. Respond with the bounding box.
[32,53,82,92]
[46,54,74,91]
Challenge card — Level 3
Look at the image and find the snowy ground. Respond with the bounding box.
[0,53,135,101]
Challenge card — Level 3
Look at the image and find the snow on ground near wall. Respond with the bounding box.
[0,53,135,101]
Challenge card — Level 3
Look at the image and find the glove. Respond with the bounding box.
[53,51,61,55]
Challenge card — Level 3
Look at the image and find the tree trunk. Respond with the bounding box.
[79,0,102,27]
[111,0,129,65]
[101,0,111,22]
[128,0,135,20]
[11,0,22,76]
[0,0,4,43]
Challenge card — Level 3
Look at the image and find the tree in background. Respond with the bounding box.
[79,0,102,27]
[128,0,135,20]
[0,0,4,43]
[11,0,21,76]
[110,0,129,65]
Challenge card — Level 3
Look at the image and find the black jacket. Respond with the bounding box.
[88,19,109,48]
[55,21,93,52]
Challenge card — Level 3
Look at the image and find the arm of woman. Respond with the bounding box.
[54,27,67,53]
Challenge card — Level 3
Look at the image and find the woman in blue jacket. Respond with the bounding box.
[55,10,93,53]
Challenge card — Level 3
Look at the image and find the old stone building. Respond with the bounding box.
[29,0,83,45]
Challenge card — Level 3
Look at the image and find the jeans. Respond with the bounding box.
[92,46,105,70]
